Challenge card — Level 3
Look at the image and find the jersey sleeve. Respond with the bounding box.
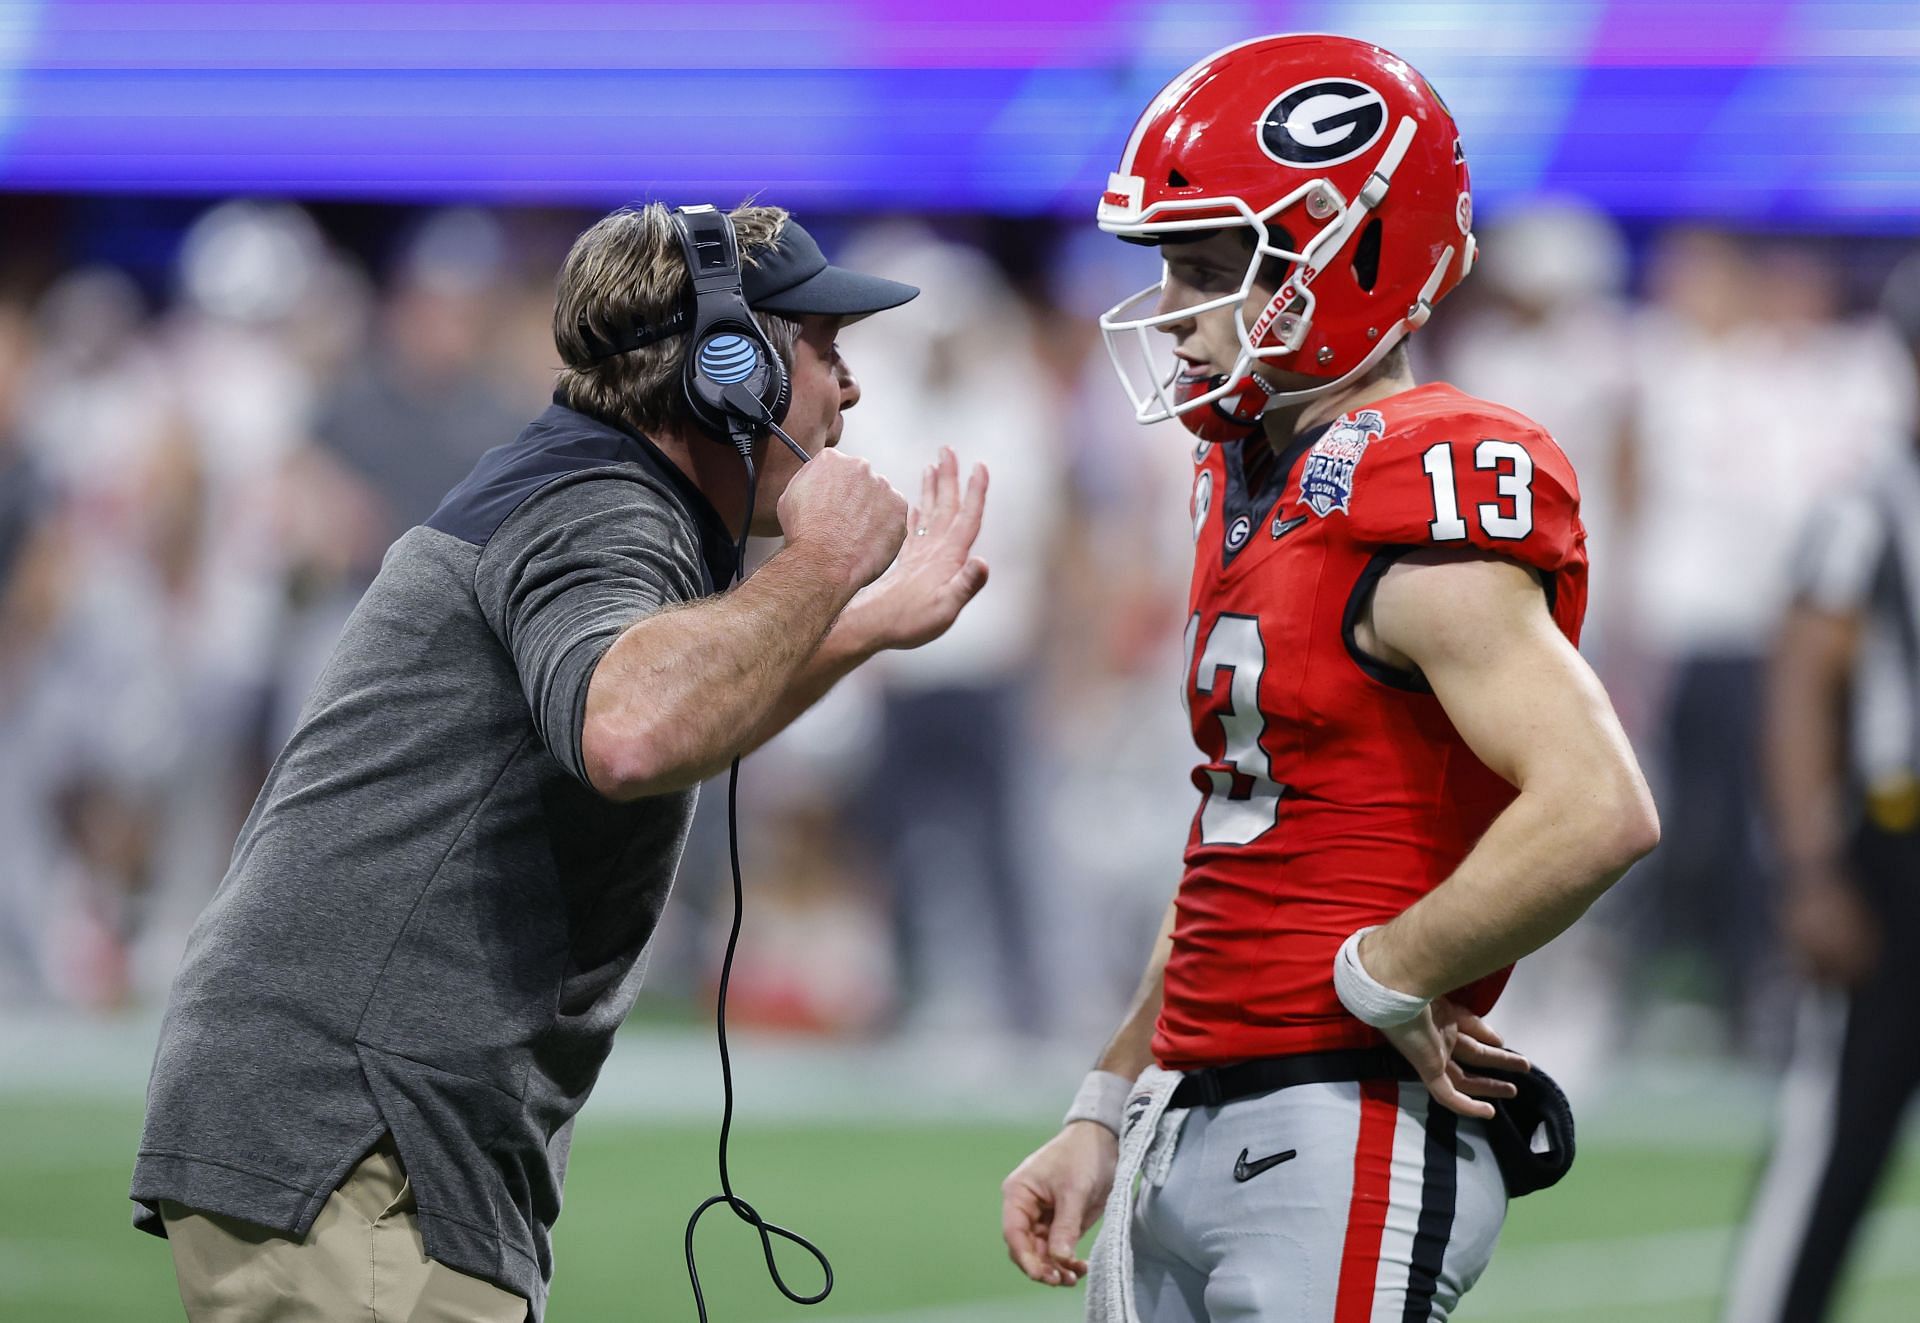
[474,470,706,787]
[1345,424,1583,575]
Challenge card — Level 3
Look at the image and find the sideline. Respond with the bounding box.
[0,1012,1787,1142]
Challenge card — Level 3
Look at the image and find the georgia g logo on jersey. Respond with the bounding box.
[1258,79,1387,168]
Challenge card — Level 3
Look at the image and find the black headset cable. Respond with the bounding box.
[682,425,833,1321]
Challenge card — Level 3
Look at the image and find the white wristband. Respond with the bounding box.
[1063,1069,1133,1137]
[1334,927,1431,1029]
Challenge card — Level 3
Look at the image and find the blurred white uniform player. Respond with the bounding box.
[1625,231,1912,1052]
[837,226,1067,1033]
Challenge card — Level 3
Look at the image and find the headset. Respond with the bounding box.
[673,204,795,457]
[581,206,832,1320]
[579,203,810,466]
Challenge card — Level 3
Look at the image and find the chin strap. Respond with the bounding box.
[1254,242,1456,411]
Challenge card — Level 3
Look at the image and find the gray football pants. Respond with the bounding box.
[1130,1080,1506,1322]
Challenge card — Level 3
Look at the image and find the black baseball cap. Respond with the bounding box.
[578,213,918,363]
[744,219,918,322]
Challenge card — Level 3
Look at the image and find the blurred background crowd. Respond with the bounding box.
[2,191,1916,1100]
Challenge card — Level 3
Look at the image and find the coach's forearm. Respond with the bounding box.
[1091,897,1178,1080]
[582,542,860,800]
[1361,769,1658,999]
[737,606,884,756]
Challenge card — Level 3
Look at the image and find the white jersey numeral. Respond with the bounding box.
[1422,440,1535,542]
[1422,442,1468,541]
[1187,612,1283,846]
[1474,439,1534,539]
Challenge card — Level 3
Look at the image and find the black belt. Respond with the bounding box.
[1169,1047,1417,1109]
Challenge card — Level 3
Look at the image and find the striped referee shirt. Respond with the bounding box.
[1790,442,1920,799]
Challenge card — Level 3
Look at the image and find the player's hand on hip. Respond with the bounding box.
[1000,1120,1116,1288]
[777,449,909,590]
[1382,995,1531,1121]
[848,446,990,650]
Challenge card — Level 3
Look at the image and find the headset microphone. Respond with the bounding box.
[769,424,812,464]
[720,382,812,464]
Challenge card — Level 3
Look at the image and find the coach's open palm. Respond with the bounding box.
[1380,995,1530,1120]
[848,445,989,650]
[1001,1120,1116,1288]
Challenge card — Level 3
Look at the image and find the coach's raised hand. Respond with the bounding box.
[582,451,907,801]
[842,446,989,651]
[727,446,990,759]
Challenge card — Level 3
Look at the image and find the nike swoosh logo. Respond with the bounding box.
[1271,514,1308,540]
[1232,1146,1298,1182]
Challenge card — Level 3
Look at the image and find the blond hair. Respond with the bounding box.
[552,202,801,437]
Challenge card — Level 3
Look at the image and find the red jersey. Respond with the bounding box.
[1154,382,1588,1070]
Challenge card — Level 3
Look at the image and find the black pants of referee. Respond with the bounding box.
[1722,821,1920,1323]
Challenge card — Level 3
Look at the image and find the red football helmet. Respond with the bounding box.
[1097,34,1475,427]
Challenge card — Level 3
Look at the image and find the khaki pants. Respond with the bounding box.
[160,1136,527,1323]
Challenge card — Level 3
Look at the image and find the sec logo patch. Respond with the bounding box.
[1192,469,1214,542]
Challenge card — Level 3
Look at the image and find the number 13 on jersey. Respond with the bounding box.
[1184,612,1284,846]
[1423,439,1534,541]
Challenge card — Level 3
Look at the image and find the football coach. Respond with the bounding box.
[129,201,990,1322]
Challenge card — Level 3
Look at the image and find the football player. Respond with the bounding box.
[1001,35,1660,1322]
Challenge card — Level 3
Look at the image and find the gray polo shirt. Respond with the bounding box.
[131,401,738,1319]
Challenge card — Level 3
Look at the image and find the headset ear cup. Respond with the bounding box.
[686,327,775,434]
[672,208,789,443]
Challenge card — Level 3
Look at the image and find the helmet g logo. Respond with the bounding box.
[1258,79,1387,168]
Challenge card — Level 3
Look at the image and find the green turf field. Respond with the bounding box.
[3,1097,1915,1322]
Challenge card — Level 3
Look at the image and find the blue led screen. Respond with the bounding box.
[1,1,1917,223]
